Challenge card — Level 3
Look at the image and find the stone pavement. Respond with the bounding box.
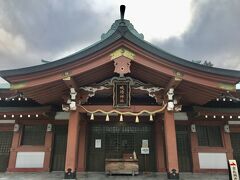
[0,172,229,180]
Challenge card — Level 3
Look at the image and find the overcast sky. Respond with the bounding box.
[0,0,240,81]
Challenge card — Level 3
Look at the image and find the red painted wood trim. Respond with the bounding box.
[78,105,165,113]
[7,39,237,92]
[164,110,179,173]
[7,41,122,83]
[190,132,200,173]
[223,132,233,160]
[190,121,233,173]
[0,124,14,131]
[7,121,54,172]
[10,53,114,88]
[126,41,239,84]
[43,131,53,171]
[230,126,240,132]
[65,111,80,173]
[8,131,21,171]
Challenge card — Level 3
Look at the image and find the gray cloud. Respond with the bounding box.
[0,0,115,69]
[152,0,240,70]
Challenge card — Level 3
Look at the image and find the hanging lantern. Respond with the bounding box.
[149,114,153,121]
[105,114,110,121]
[90,113,94,120]
[135,116,139,123]
[120,114,123,122]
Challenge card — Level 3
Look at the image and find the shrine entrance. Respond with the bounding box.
[87,121,155,172]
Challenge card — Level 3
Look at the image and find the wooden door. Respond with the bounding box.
[176,125,192,172]
[0,131,13,172]
[51,125,68,171]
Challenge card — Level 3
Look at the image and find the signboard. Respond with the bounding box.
[141,147,149,154]
[113,80,130,108]
[142,139,148,148]
[95,139,101,148]
[229,160,239,180]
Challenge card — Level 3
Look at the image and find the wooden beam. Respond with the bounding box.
[182,81,224,94]
[179,86,218,99]
[24,81,61,91]
[134,54,237,91]
[132,63,171,82]
[78,105,165,113]
[164,72,183,94]
[24,86,66,97]
[7,39,238,93]
[131,69,169,86]
[9,53,113,89]
[63,76,78,89]
[183,94,211,105]
[30,94,62,102]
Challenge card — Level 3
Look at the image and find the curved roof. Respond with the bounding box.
[0,18,240,79]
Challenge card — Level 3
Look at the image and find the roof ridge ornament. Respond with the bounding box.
[120,5,126,20]
[101,5,144,40]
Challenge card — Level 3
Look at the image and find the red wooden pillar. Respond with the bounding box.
[43,130,53,171]
[7,125,21,172]
[190,129,200,173]
[64,111,80,179]
[223,130,233,160]
[164,110,179,179]
[77,119,87,172]
[155,119,166,172]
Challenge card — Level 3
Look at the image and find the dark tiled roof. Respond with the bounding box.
[0,19,240,79]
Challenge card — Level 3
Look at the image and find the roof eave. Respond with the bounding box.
[122,30,240,79]
[0,32,122,78]
[1,20,240,81]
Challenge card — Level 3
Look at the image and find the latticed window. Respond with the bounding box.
[197,126,223,147]
[21,125,46,145]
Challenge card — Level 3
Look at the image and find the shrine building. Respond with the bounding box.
[0,5,240,179]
